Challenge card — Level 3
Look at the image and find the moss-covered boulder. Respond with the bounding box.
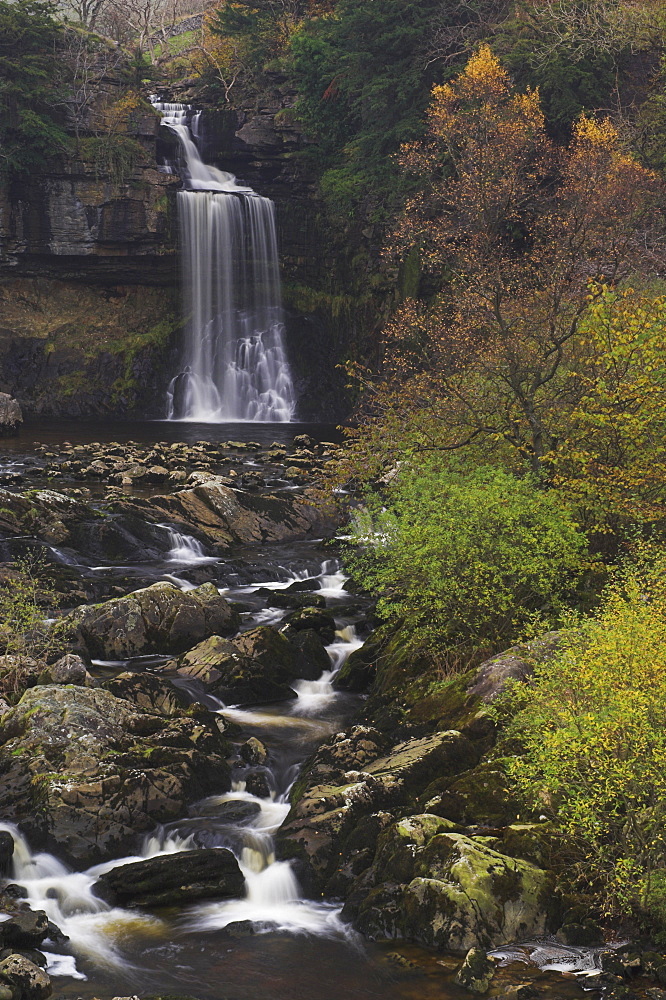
[355,832,555,953]
[0,686,230,865]
[278,729,477,889]
[455,947,496,993]
[66,581,239,659]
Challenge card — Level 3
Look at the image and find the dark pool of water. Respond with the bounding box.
[0,419,343,454]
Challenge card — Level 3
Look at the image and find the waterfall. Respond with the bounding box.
[152,100,296,424]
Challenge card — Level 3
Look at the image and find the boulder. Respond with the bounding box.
[282,607,337,644]
[46,654,90,686]
[171,635,242,687]
[0,954,51,1000]
[455,948,496,993]
[354,833,555,953]
[104,673,189,716]
[0,911,49,949]
[468,633,561,703]
[0,686,230,864]
[240,737,268,766]
[281,628,331,679]
[93,848,244,908]
[66,582,239,659]
[0,395,22,436]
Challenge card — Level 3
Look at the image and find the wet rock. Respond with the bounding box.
[455,948,495,993]
[282,607,337,644]
[0,395,22,436]
[104,673,188,716]
[334,636,378,692]
[66,581,239,659]
[191,799,261,825]
[0,686,230,864]
[224,920,256,938]
[93,848,244,908]
[0,832,13,876]
[0,911,49,948]
[240,737,268,766]
[244,770,272,798]
[281,627,331,679]
[0,953,51,1000]
[270,592,326,610]
[354,833,554,952]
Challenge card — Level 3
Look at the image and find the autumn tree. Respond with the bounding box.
[342,47,663,505]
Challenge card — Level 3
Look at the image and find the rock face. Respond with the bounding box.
[93,848,244,908]
[0,395,22,435]
[170,624,329,706]
[352,827,554,953]
[66,582,239,659]
[278,728,478,890]
[0,686,230,864]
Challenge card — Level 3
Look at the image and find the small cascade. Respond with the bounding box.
[159,524,218,565]
[293,624,363,716]
[0,822,189,973]
[151,99,296,424]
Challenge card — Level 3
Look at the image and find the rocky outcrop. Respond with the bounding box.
[66,581,239,659]
[0,480,337,566]
[168,622,329,706]
[114,480,337,550]
[278,728,478,891]
[0,685,230,864]
[0,395,22,435]
[93,848,244,908]
[352,829,555,953]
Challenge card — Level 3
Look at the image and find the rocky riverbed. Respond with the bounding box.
[0,424,660,1000]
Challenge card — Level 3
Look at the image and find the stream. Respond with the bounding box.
[0,421,595,1000]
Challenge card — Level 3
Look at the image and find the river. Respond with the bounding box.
[0,421,592,1000]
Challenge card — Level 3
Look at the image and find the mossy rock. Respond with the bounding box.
[355,833,555,953]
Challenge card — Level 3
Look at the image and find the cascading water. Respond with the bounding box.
[152,100,296,423]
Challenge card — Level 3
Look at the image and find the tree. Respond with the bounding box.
[0,0,70,178]
[346,458,586,658]
[341,48,663,497]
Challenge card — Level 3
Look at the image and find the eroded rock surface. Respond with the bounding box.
[66,582,239,659]
[0,686,230,864]
[93,848,244,908]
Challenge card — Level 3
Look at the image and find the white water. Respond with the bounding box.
[0,571,362,976]
[0,822,189,974]
[152,99,296,424]
[159,524,219,566]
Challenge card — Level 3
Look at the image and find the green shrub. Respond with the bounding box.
[345,459,586,660]
[505,546,666,931]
